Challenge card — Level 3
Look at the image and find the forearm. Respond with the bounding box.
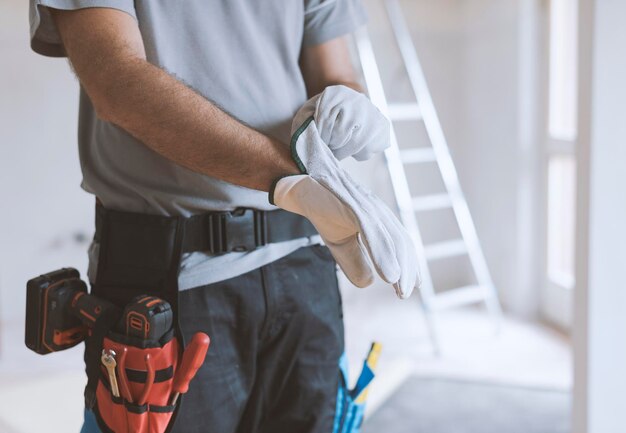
[51,8,296,192]
[300,36,364,97]
[93,58,297,191]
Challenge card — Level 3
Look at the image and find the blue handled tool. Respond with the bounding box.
[333,342,382,433]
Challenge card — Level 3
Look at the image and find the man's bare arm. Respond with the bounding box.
[50,7,298,192]
[300,36,363,97]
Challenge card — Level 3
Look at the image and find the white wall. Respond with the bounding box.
[573,0,626,431]
[0,1,93,366]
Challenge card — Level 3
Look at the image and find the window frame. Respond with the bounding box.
[541,0,579,330]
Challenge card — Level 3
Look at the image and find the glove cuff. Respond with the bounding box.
[269,116,318,206]
[290,115,315,174]
[268,174,302,205]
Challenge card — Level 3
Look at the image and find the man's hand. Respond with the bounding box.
[294,85,391,161]
[49,7,298,192]
[270,111,419,299]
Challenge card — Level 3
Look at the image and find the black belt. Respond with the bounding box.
[94,204,318,255]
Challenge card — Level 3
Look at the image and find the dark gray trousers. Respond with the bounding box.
[172,245,344,433]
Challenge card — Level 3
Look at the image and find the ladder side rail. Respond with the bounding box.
[384,0,499,299]
[353,27,434,297]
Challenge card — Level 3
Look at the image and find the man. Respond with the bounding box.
[29,1,417,432]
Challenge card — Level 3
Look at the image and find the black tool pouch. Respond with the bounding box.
[91,204,185,307]
[84,205,186,429]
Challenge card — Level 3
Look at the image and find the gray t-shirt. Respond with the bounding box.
[29,0,366,289]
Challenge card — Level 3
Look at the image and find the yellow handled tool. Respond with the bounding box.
[355,342,382,404]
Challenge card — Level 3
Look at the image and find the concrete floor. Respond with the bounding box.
[0,278,571,433]
[340,277,572,418]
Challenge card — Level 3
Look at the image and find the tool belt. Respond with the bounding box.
[86,203,318,432]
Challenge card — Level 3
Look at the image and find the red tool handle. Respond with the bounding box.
[117,347,134,403]
[138,353,155,406]
[172,332,210,395]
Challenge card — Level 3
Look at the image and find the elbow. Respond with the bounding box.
[90,89,117,123]
[87,60,145,125]
[94,103,113,123]
[81,62,141,124]
[81,55,147,125]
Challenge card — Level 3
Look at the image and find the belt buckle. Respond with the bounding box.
[212,208,267,253]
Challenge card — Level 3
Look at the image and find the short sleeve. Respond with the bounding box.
[29,0,137,57]
[303,0,367,47]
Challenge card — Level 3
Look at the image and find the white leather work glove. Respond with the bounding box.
[297,85,391,161]
[270,116,419,299]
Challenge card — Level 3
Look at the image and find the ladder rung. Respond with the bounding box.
[399,148,436,164]
[412,194,452,212]
[424,239,467,260]
[387,103,422,121]
[431,285,487,310]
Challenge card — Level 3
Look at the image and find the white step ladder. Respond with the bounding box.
[354,0,502,353]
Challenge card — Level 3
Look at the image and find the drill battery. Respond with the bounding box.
[120,295,172,341]
[25,268,89,354]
